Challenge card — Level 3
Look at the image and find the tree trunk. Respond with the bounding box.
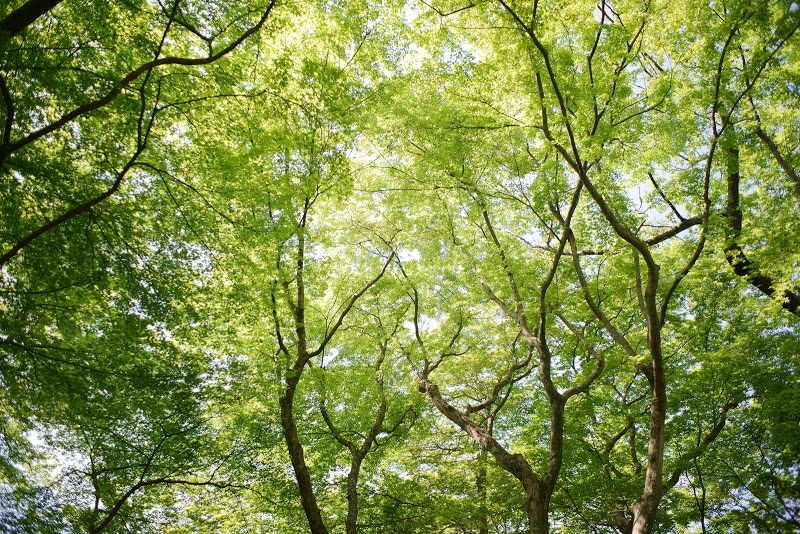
[629,383,666,534]
[279,377,329,534]
[723,144,800,315]
[476,449,489,534]
[524,487,550,534]
[0,0,64,38]
[420,379,556,534]
[630,273,667,534]
[345,459,361,534]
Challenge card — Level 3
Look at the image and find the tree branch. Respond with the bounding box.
[663,398,740,492]
[0,0,64,38]
[309,251,396,358]
[0,0,276,165]
[723,144,800,315]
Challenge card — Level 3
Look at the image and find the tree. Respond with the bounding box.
[0,1,281,532]
[2,0,799,532]
[391,1,799,532]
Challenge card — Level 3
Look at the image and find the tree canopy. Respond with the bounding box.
[1,0,798,533]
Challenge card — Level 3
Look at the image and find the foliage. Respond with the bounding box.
[1,0,798,533]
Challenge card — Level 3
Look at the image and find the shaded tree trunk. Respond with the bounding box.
[0,0,64,38]
[345,460,361,534]
[723,144,800,315]
[524,488,550,534]
[279,372,329,534]
[273,218,394,534]
[476,449,489,534]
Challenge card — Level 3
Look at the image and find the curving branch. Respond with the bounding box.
[309,251,397,358]
[647,172,685,222]
[417,0,475,17]
[0,0,275,268]
[745,89,800,200]
[644,215,704,246]
[463,339,534,415]
[417,377,550,529]
[278,230,396,534]
[723,145,800,315]
[557,206,637,360]
[663,397,740,492]
[753,124,800,199]
[555,314,605,400]
[0,0,277,165]
[0,73,161,268]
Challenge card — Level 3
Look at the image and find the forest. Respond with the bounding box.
[1,0,798,533]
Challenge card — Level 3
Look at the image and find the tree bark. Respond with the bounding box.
[753,125,800,199]
[724,145,800,315]
[476,449,489,534]
[630,269,667,534]
[0,0,64,38]
[345,460,361,534]
[279,373,329,534]
[525,489,550,534]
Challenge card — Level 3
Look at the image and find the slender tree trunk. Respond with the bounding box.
[630,379,666,534]
[630,273,667,534]
[345,458,361,534]
[476,449,489,534]
[345,458,362,534]
[279,375,329,534]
